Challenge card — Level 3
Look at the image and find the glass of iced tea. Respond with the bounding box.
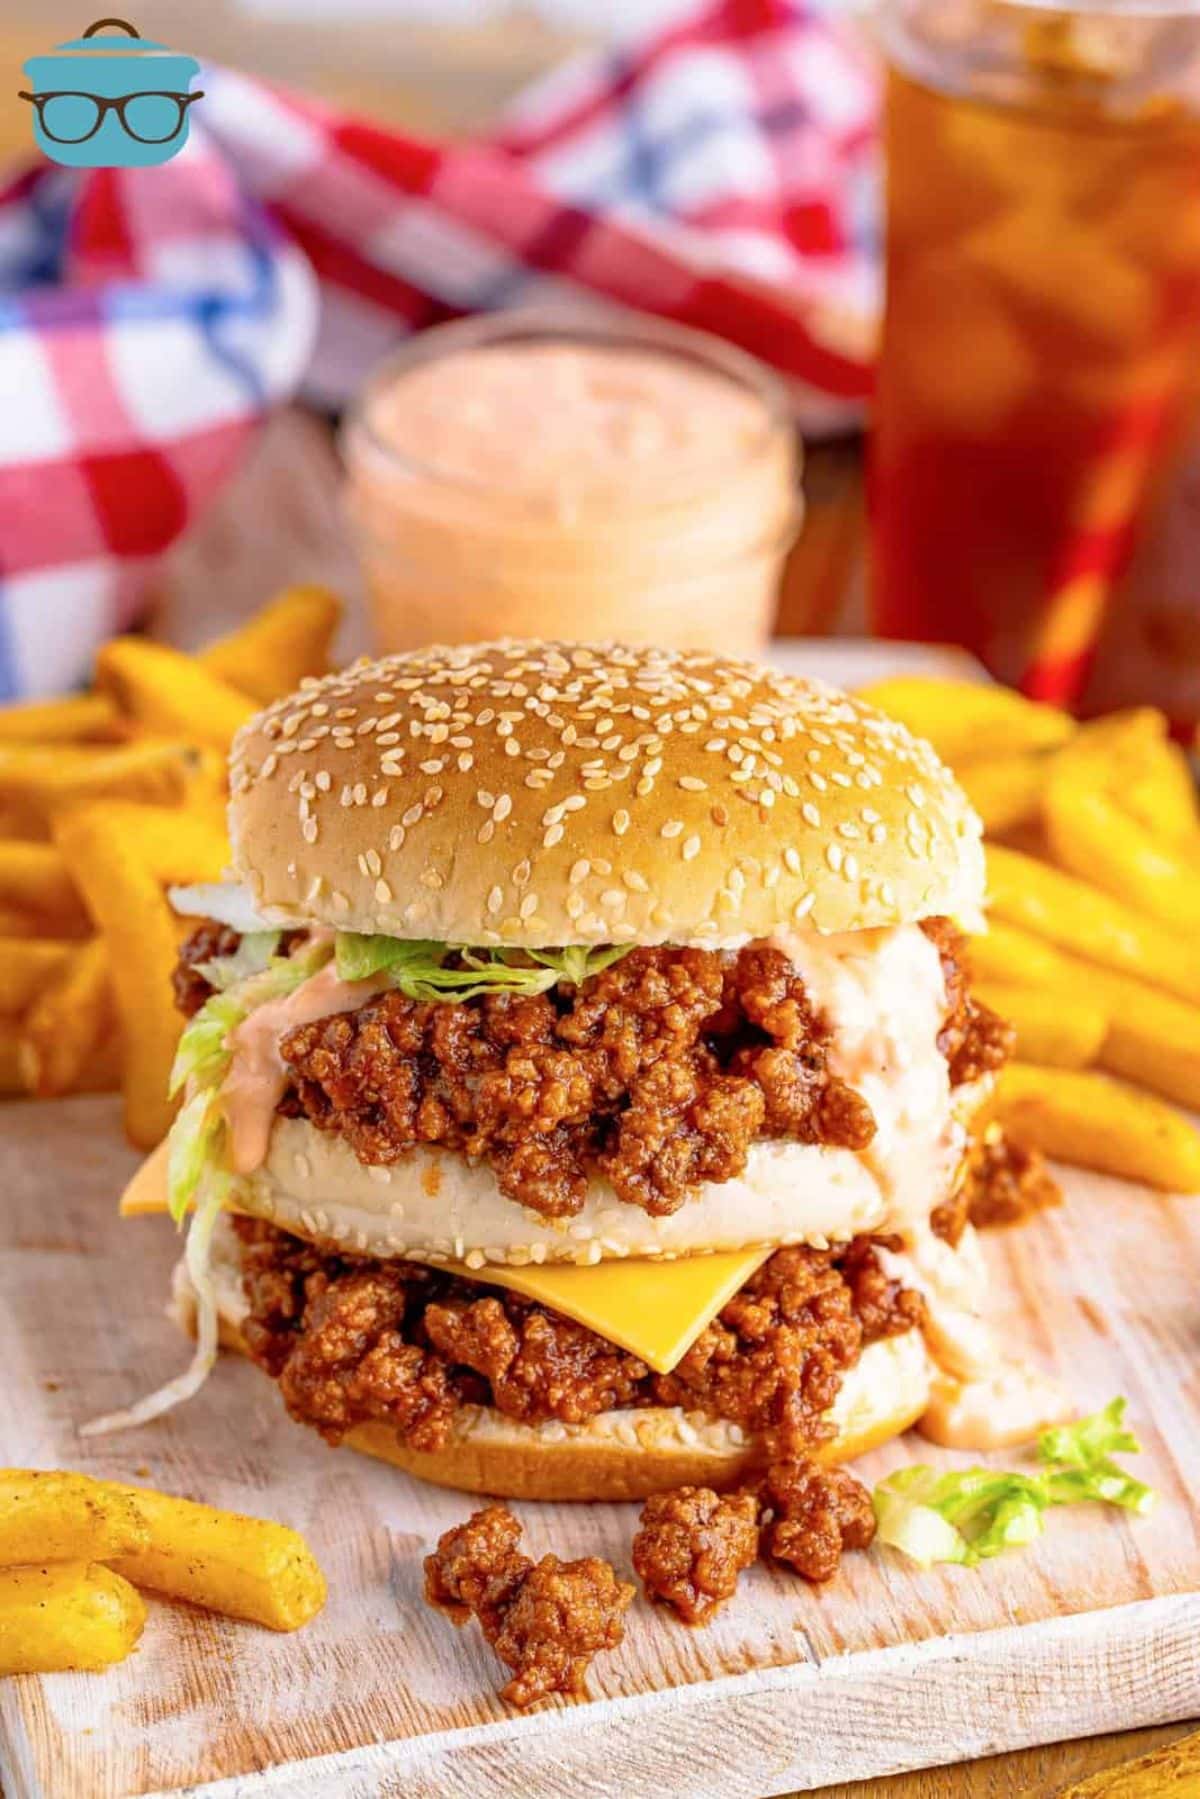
[870,0,1200,689]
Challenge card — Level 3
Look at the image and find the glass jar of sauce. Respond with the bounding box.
[341,311,800,656]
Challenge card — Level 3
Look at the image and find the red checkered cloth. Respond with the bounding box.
[0,0,879,698]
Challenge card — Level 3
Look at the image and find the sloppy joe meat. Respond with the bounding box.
[424,1504,633,1708]
[277,943,876,1219]
[921,918,1014,1087]
[932,1131,1061,1247]
[758,1458,877,1582]
[633,1486,759,1623]
[235,1219,924,1458]
[175,918,1004,1222]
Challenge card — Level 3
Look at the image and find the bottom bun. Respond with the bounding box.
[175,1246,933,1502]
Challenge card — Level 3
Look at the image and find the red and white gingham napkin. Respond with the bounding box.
[0,0,880,699]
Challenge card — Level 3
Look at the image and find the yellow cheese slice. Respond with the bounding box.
[462,1246,769,1374]
[119,1138,171,1216]
[118,1148,768,1374]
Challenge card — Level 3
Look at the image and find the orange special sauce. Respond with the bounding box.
[342,319,799,656]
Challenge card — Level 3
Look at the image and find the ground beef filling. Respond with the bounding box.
[921,917,1014,1086]
[632,1486,760,1624]
[424,1504,634,1708]
[234,1219,924,1458]
[175,918,1005,1221]
[276,943,877,1219]
[931,1131,1061,1247]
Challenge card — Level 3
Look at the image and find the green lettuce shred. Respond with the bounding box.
[194,930,281,993]
[873,1398,1155,1570]
[165,936,333,1221]
[333,933,630,1001]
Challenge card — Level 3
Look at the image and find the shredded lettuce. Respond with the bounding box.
[83,936,335,1439]
[873,1398,1155,1570]
[194,929,281,993]
[334,933,630,1000]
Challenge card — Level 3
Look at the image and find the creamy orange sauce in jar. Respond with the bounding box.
[341,313,800,655]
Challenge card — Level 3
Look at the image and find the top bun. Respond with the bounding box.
[229,641,983,946]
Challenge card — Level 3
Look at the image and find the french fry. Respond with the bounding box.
[991,1063,1200,1192]
[0,693,120,745]
[0,740,203,834]
[0,939,74,1012]
[986,844,1200,1005]
[973,928,1200,1114]
[52,809,182,1147]
[975,980,1107,1069]
[0,907,47,938]
[857,676,1075,761]
[956,754,1048,834]
[18,937,113,1099]
[94,638,254,752]
[0,1022,26,1095]
[200,585,341,705]
[1043,763,1198,931]
[968,921,1075,989]
[1080,967,1200,1116]
[67,800,230,888]
[1061,708,1199,844]
[0,842,90,935]
[0,1562,146,1674]
[0,1471,149,1565]
[109,1485,327,1632]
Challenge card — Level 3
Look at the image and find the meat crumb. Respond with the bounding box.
[965,1131,1061,1231]
[633,1486,760,1624]
[759,1459,877,1583]
[932,1130,1061,1247]
[424,1505,634,1709]
[922,918,1015,1087]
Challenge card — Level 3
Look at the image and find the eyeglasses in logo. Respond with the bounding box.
[19,17,203,169]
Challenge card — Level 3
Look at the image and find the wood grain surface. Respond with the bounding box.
[0,1096,1197,1798]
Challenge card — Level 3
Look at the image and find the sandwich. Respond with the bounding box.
[107,640,1067,1505]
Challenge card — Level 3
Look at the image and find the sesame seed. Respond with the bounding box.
[613,808,630,836]
[375,879,392,903]
[678,775,707,792]
[682,835,701,861]
[661,820,683,839]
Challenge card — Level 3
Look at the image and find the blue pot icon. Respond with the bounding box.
[20,17,202,169]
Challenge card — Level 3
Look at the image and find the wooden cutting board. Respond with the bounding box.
[1,1096,1198,1799]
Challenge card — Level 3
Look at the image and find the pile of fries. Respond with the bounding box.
[860,677,1200,1194]
[0,588,339,1147]
[0,1469,326,1674]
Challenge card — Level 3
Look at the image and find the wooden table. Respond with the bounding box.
[1,8,1196,1792]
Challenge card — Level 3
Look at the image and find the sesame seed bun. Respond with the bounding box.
[228,641,983,947]
[177,1256,933,1502]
